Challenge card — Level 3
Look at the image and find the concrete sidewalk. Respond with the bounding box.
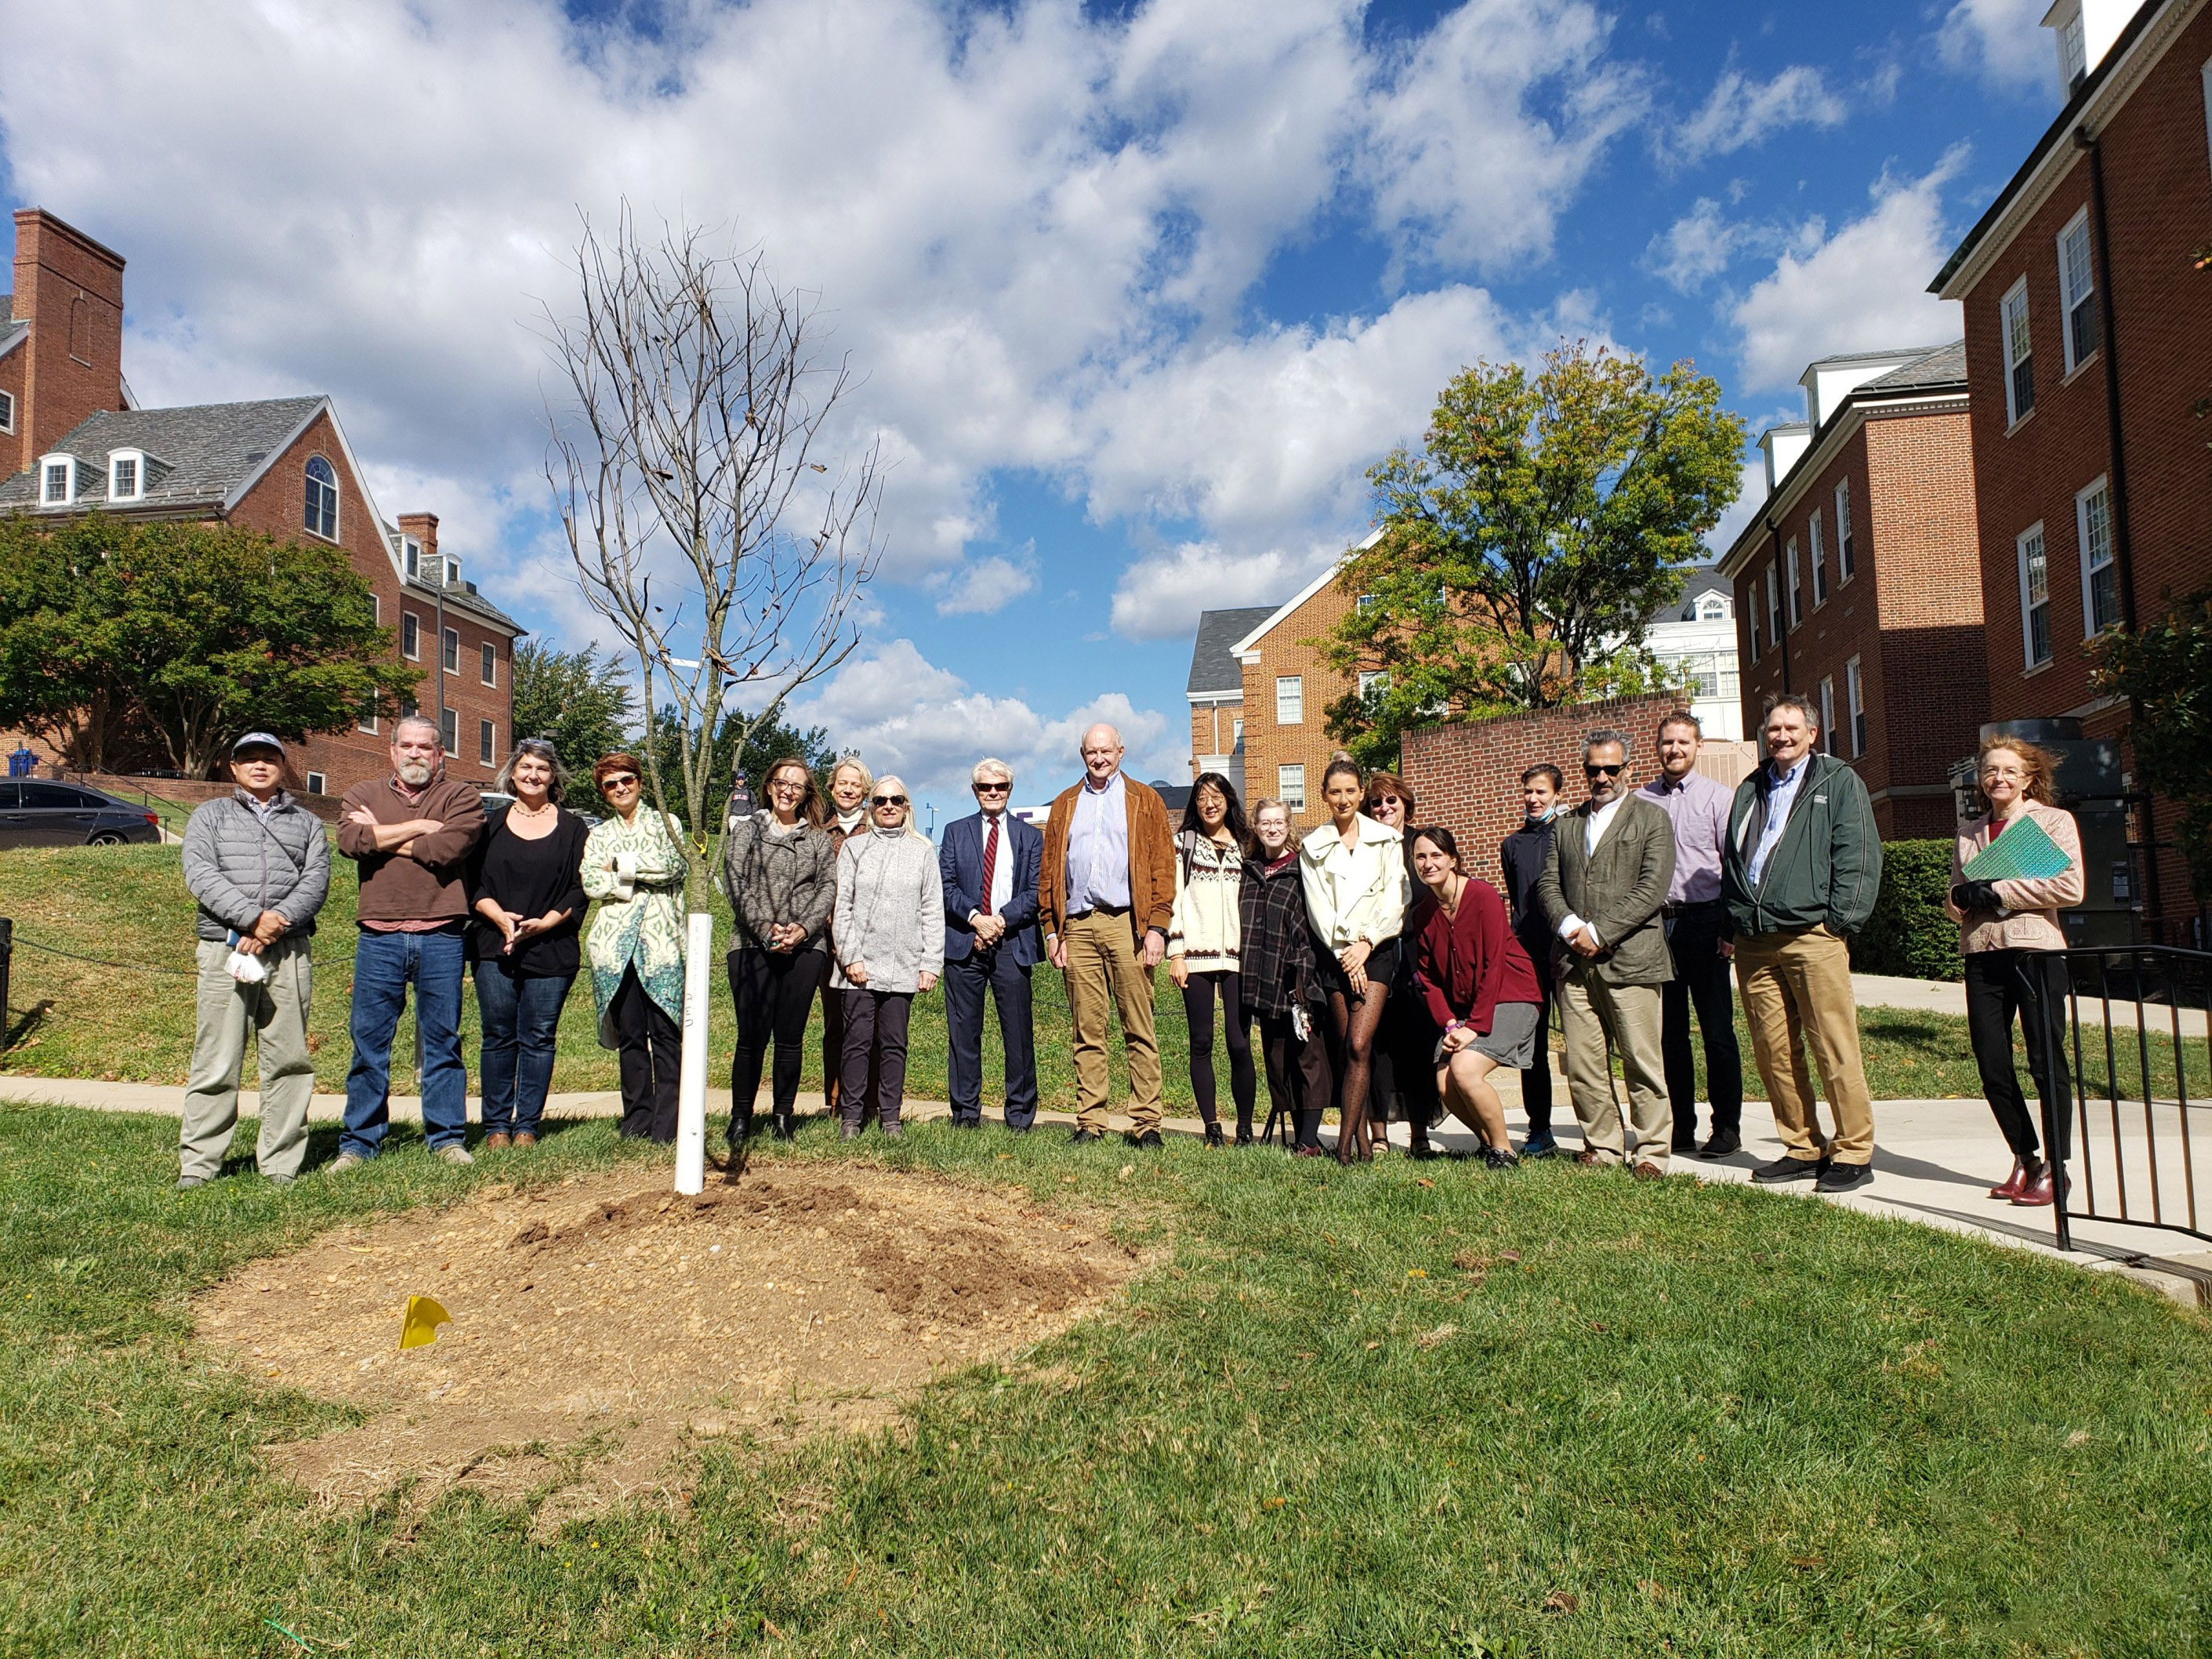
[1853,971,2209,1038]
[8,1073,2206,1305]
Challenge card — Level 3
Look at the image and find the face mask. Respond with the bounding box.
[1526,804,1557,825]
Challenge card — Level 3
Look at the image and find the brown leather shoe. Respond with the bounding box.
[1574,1149,1606,1166]
[1631,1160,1666,1182]
[512,1132,537,1151]
[2012,1164,2065,1207]
[483,1131,512,1152]
[1989,1156,2033,1200]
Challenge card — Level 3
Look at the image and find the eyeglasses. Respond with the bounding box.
[601,774,639,790]
[1583,762,1624,776]
[872,794,908,807]
[974,781,1010,793]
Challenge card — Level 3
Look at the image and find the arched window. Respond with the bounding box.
[304,456,339,539]
[1695,594,1731,623]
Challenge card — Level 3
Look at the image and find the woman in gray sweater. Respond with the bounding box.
[723,758,839,1143]
[832,775,944,1138]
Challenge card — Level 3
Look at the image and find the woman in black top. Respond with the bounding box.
[468,739,590,1149]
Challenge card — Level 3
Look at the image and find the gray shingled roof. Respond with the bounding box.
[0,398,325,513]
[1187,606,1276,695]
[1650,566,1732,625]
[0,318,25,361]
[1859,339,1967,394]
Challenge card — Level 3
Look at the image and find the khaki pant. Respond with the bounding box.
[1734,925,1874,1166]
[1062,909,1162,1131]
[181,935,316,1182]
[1557,971,1671,1168]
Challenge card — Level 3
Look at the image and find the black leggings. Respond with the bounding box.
[728,946,820,1132]
[1181,971,1256,1131]
[1964,949,2073,1162]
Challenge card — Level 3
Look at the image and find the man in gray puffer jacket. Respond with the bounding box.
[177,733,332,1189]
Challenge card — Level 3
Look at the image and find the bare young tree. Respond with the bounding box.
[541,208,882,904]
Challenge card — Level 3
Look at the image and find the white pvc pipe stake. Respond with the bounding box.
[673,909,713,1195]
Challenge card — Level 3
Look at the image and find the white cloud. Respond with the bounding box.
[785,639,1177,804]
[1730,150,1968,394]
[1670,64,1847,165]
[1109,539,1329,641]
[1937,0,2057,97]
[1645,198,1741,292]
[928,549,1038,616]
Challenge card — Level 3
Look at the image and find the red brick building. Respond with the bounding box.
[0,208,520,798]
[1717,342,1988,839]
[1933,0,2212,941]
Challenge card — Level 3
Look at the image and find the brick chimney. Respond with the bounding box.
[398,511,441,581]
[11,209,127,474]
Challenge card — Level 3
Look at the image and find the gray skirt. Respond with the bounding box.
[1434,1000,1543,1070]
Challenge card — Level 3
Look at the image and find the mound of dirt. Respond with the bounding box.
[195,1160,1138,1518]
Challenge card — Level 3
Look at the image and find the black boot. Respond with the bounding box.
[1204,1121,1225,1148]
[771,1113,796,1142]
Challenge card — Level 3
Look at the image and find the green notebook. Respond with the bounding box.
[1962,815,2072,882]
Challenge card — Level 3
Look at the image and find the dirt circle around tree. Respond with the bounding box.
[194,1159,1142,1523]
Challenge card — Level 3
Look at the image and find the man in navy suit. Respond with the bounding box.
[940,757,1044,1129]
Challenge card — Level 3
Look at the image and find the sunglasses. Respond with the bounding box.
[872,794,909,807]
[974,781,1010,793]
[601,774,640,790]
[1583,762,1624,776]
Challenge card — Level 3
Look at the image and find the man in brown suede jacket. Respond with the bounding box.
[332,715,486,1171]
[1037,723,1175,1146]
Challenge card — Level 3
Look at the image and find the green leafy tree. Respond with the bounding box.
[509,641,636,774]
[1318,343,1743,769]
[0,516,417,775]
[647,703,837,829]
[2092,590,2212,902]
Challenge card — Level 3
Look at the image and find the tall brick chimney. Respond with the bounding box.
[12,209,128,473]
[398,511,441,579]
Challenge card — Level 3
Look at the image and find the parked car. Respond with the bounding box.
[0,780,164,847]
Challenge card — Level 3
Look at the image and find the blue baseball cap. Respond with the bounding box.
[231,732,287,757]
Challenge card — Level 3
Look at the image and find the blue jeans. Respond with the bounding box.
[344,928,469,1157]
[474,960,574,1138]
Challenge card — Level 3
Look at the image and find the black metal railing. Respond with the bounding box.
[2031,945,2210,1251]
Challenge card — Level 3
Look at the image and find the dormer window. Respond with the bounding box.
[304,455,339,540]
[1695,594,1730,623]
[2058,11,2087,92]
[108,450,146,502]
[38,454,78,506]
[403,537,421,580]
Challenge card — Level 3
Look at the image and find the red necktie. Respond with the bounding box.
[980,816,999,917]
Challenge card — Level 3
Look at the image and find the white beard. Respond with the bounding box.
[397,761,434,787]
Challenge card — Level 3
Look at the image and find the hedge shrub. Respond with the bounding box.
[1848,838,1964,982]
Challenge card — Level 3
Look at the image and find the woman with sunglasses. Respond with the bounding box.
[580,753,689,1142]
[818,758,875,1119]
[831,776,943,1138]
[723,757,838,1145]
[1406,826,1535,1169]
[1300,755,1405,1163]
[1360,771,1443,1159]
[466,738,589,1151]
[1166,771,1256,1146]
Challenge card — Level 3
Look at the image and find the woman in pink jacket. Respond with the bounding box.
[1946,736,2084,1208]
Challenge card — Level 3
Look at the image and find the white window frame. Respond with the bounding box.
[440,706,459,757]
[38,453,78,506]
[1277,764,1306,811]
[478,719,495,767]
[1845,655,1866,759]
[2001,278,2035,427]
[2076,476,2117,636]
[1765,560,1781,648]
[1357,669,1389,702]
[0,389,15,434]
[2061,13,2087,90]
[2057,209,2098,373]
[1834,478,1855,583]
[403,537,421,580]
[1786,539,1802,630]
[480,642,497,686]
[1695,593,1729,622]
[442,626,460,675]
[368,593,379,625]
[1809,510,1827,607]
[401,612,421,661]
[1275,675,1304,725]
[1819,676,1837,757]
[2017,522,2052,669]
[357,695,379,735]
[303,455,339,542]
[1231,716,1244,746]
[107,449,145,502]
[1746,598,1761,665]
[304,771,327,797]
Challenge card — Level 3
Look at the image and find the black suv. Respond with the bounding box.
[0,780,165,847]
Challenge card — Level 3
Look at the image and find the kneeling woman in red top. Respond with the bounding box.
[1406,826,1543,1169]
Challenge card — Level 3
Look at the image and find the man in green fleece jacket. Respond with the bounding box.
[1721,693,1883,1194]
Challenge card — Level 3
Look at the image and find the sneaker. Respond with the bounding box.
[841,1121,862,1141]
[1069,1127,1103,1145]
[1478,1145,1520,1171]
[433,1144,475,1167]
[1137,1129,1165,1150]
[1751,1154,1824,1184]
[1698,1130,1742,1160]
[1520,1133,1561,1159]
[175,1174,207,1190]
[327,1152,367,1175]
[1815,1161,1873,1195]
[882,1122,904,1140]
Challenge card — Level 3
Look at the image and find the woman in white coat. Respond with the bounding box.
[832,775,943,1138]
[1300,756,1405,1164]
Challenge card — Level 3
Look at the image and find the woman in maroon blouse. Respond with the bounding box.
[1405,826,1543,1169]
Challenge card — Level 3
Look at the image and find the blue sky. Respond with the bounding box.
[1,0,2065,826]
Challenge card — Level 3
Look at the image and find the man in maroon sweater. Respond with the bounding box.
[332,717,485,1171]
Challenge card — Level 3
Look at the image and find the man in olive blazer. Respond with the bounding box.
[1536,730,1678,1174]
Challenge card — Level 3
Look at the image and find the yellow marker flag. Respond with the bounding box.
[399,1294,452,1350]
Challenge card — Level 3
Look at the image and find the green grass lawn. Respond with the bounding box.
[4,844,2203,1109]
[1,1103,2208,1655]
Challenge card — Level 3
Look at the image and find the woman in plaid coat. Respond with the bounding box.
[1238,797,1333,1154]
